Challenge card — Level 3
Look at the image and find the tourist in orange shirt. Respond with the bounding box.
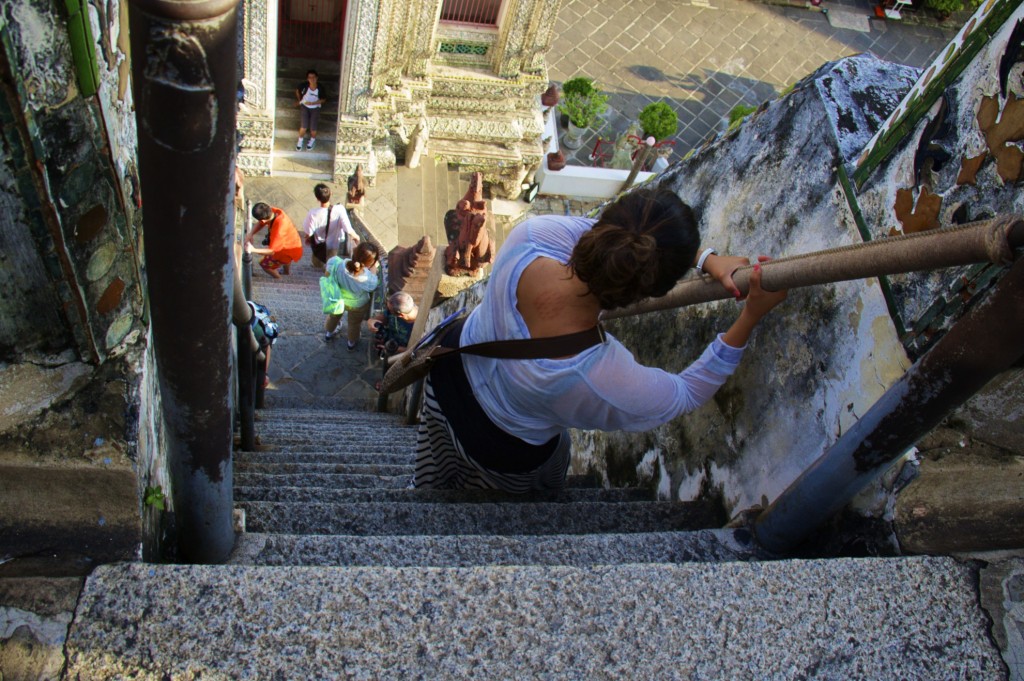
[245,203,304,279]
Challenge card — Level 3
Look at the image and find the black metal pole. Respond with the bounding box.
[242,249,253,301]
[753,255,1024,554]
[236,326,256,450]
[129,0,239,563]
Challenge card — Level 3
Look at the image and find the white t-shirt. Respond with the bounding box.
[301,86,321,108]
[303,205,357,253]
[460,214,746,445]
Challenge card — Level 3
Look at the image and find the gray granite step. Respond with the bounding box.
[235,451,412,466]
[254,408,404,422]
[245,441,415,456]
[234,485,654,505]
[251,420,408,435]
[66,557,1003,679]
[234,461,413,476]
[238,500,724,535]
[233,470,601,490]
[228,529,761,567]
[234,471,411,489]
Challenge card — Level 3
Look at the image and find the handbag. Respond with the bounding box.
[307,205,334,264]
[379,309,606,394]
[319,258,346,315]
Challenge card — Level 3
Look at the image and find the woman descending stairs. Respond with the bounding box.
[62,222,1007,679]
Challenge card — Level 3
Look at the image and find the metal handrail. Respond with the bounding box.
[604,215,1024,319]
[232,196,262,451]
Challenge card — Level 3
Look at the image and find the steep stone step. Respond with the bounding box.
[238,500,724,535]
[245,442,415,457]
[253,408,407,424]
[235,471,411,489]
[234,485,654,505]
[234,471,603,490]
[229,529,760,567]
[234,461,413,477]
[67,558,1002,679]
[249,430,415,448]
[235,451,412,466]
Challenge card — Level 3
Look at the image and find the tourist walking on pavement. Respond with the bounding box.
[303,183,360,269]
[324,242,380,350]
[245,203,304,279]
[295,69,326,150]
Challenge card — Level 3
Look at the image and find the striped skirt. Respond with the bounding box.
[414,375,571,492]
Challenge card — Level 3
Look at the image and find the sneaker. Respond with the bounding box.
[324,331,334,342]
[346,340,357,351]
[306,139,316,150]
[296,138,303,150]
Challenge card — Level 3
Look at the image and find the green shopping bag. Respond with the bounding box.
[320,259,346,315]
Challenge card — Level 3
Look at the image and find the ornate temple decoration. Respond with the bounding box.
[237,0,275,176]
[240,0,563,195]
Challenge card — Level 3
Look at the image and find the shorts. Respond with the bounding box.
[300,106,320,131]
[260,255,285,271]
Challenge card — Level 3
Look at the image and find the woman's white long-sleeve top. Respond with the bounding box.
[460,215,746,445]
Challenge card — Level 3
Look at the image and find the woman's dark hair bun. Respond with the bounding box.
[569,187,700,309]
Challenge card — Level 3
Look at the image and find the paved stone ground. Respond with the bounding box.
[548,0,963,167]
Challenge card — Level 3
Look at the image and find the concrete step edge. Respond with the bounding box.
[228,529,763,566]
[67,557,1001,679]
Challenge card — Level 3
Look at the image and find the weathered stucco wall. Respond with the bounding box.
[562,55,916,515]
[571,2,1023,519]
[851,5,1024,454]
[0,0,143,363]
[0,0,170,574]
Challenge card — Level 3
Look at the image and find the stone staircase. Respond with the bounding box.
[395,154,463,252]
[59,215,1007,678]
[271,58,339,181]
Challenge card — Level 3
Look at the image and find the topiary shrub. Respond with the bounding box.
[561,76,597,99]
[638,101,679,141]
[558,90,609,129]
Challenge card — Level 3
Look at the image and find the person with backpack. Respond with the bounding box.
[303,183,359,269]
[295,69,326,150]
[323,242,380,351]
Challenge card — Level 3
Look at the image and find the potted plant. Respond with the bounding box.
[557,77,596,128]
[638,101,678,142]
[557,84,609,150]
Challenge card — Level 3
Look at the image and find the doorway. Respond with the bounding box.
[278,0,346,61]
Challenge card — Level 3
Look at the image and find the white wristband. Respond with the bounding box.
[696,247,717,273]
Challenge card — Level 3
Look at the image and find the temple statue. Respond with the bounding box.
[444,172,493,277]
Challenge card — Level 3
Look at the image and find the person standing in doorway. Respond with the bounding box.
[303,183,360,269]
[296,69,326,150]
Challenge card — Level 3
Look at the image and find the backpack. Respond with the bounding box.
[319,258,346,315]
[249,302,279,348]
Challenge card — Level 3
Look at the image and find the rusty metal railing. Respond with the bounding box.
[754,245,1024,553]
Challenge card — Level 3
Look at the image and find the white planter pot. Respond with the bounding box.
[562,121,587,150]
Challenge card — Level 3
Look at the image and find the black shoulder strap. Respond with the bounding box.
[324,204,334,244]
[426,325,606,361]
